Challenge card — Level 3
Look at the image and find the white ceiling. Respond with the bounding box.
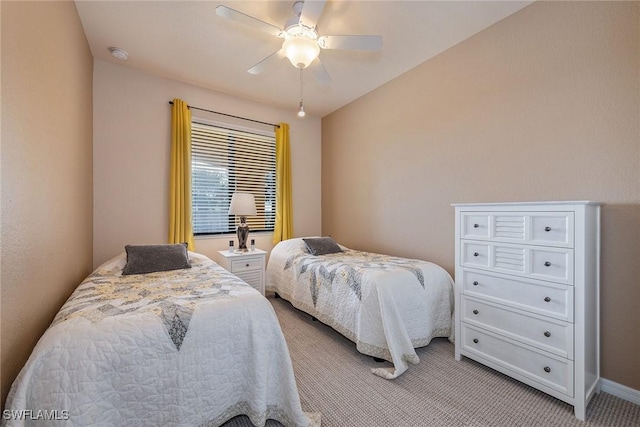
[75,0,533,117]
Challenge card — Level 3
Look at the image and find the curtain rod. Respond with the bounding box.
[168,101,280,128]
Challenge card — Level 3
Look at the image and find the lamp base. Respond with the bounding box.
[236,219,250,251]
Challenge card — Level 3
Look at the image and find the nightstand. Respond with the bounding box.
[216,248,266,295]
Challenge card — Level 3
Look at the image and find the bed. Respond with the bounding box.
[266,237,454,380]
[4,244,318,427]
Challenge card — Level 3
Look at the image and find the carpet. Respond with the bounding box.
[223,297,639,427]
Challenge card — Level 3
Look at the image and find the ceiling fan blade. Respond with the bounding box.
[299,0,326,28]
[247,49,285,75]
[215,5,283,37]
[309,58,331,86]
[318,35,383,51]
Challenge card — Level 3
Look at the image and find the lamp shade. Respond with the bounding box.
[228,192,257,216]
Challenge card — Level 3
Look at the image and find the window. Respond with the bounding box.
[191,120,276,235]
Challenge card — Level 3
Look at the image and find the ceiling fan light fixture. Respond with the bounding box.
[283,35,320,69]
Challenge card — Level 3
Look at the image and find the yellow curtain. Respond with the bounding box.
[169,98,195,250]
[273,122,293,244]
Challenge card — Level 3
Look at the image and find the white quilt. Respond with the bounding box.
[266,238,454,380]
[3,252,317,427]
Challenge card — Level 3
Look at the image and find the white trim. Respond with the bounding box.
[600,378,640,405]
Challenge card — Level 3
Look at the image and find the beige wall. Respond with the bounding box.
[1,1,93,407]
[93,60,322,268]
[322,1,639,390]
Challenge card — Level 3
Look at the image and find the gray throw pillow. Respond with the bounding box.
[122,243,191,275]
[302,237,343,256]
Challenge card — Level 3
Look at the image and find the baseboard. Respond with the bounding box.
[600,378,640,406]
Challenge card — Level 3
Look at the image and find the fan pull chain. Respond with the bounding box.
[298,68,306,117]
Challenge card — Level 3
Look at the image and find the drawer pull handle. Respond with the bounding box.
[544,297,551,302]
[473,281,479,286]
[473,252,479,257]
[473,223,480,228]
[473,338,479,344]
[544,331,551,338]
[545,226,552,232]
[543,366,551,373]
[473,309,479,315]
[544,261,551,267]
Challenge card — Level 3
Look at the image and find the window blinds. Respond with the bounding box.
[191,121,276,235]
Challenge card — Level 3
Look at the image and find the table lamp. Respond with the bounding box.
[228,192,257,251]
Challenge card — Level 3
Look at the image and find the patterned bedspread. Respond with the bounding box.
[4,252,317,427]
[266,238,454,379]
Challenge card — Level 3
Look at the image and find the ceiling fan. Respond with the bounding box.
[215,0,383,86]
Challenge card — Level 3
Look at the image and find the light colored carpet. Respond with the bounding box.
[224,297,640,427]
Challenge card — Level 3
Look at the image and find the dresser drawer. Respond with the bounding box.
[530,213,573,246]
[462,270,573,321]
[461,241,574,285]
[461,296,573,358]
[461,324,573,396]
[530,247,573,284]
[460,211,573,247]
[461,241,490,268]
[461,213,490,239]
[231,257,264,273]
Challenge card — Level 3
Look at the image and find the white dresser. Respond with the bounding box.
[453,201,600,420]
